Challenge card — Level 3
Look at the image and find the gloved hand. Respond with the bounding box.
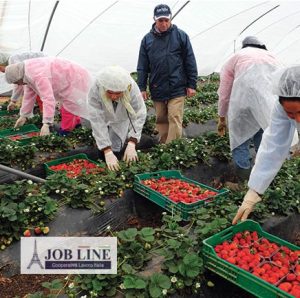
[123,141,138,164]
[40,123,51,136]
[104,151,120,171]
[232,189,262,225]
[217,116,227,136]
[14,116,27,128]
[7,101,17,111]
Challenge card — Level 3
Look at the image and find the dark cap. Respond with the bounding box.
[154,4,172,20]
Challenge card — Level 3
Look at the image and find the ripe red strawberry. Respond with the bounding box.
[287,273,296,281]
[34,227,42,235]
[23,229,31,237]
[278,282,292,292]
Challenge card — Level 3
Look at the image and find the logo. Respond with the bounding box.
[27,239,44,269]
[157,7,169,13]
[21,237,117,274]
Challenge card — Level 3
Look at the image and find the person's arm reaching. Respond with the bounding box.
[232,101,295,224]
[217,55,236,118]
[88,82,113,151]
[7,85,23,111]
[248,101,295,194]
[127,80,147,142]
[33,77,56,124]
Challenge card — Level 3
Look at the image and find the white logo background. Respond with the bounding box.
[21,237,117,274]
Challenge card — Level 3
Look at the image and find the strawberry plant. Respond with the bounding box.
[150,137,209,169]
[142,115,156,135]
[186,91,218,106]
[203,131,231,161]
[118,228,153,269]
[67,127,96,147]
[26,114,43,127]
[263,157,300,215]
[0,179,58,247]
[42,172,105,211]
[183,104,217,126]
[34,134,71,152]
[198,73,219,83]
[0,139,36,169]
[199,81,219,92]
[0,115,17,129]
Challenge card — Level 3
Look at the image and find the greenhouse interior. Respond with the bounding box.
[0,1,299,297]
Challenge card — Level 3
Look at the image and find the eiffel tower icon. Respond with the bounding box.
[27,239,44,269]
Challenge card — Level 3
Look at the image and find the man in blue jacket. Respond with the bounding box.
[137,4,198,144]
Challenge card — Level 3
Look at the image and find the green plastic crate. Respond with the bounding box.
[44,153,102,177]
[202,220,299,298]
[133,170,229,220]
[0,124,39,145]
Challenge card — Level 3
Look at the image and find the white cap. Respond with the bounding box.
[5,62,25,84]
[97,65,131,92]
[273,65,300,98]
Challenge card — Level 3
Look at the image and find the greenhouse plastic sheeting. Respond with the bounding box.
[1,1,300,94]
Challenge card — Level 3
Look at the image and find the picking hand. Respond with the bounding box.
[217,116,227,136]
[40,123,51,136]
[14,116,27,128]
[7,101,17,111]
[141,91,148,100]
[232,189,262,225]
[105,151,120,171]
[123,141,138,164]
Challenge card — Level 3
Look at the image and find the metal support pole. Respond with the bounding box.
[0,164,46,183]
[40,1,60,51]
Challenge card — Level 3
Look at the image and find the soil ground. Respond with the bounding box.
[0,274,64,298]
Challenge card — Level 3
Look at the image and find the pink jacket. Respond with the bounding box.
[218,47,280,117]
[21,57,92,123]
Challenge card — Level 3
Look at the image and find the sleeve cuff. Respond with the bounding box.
[20,112,34,118]
[101,146,112,152]
[128,137,138,144]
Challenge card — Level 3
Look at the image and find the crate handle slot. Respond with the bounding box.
[151,173,164,178]
[216,229,233,242]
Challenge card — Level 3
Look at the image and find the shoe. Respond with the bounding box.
[151,131,161,144]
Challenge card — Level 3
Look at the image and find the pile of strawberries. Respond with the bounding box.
[142,177,217,204]
[49,159,105,178]
[23,226,50,237]
[214,230,300,297]
[8,131,39,141]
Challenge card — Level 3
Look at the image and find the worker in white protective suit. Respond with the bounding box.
[232,65,300,224]
[88,65,147,171]
[217,36,282,178]
[0,52,45,111]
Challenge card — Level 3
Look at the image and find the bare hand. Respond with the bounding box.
[217,117,227,137]
[186,88,196,98]
[141,91,148,101]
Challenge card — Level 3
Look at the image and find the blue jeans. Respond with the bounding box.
[232,129,263,169]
